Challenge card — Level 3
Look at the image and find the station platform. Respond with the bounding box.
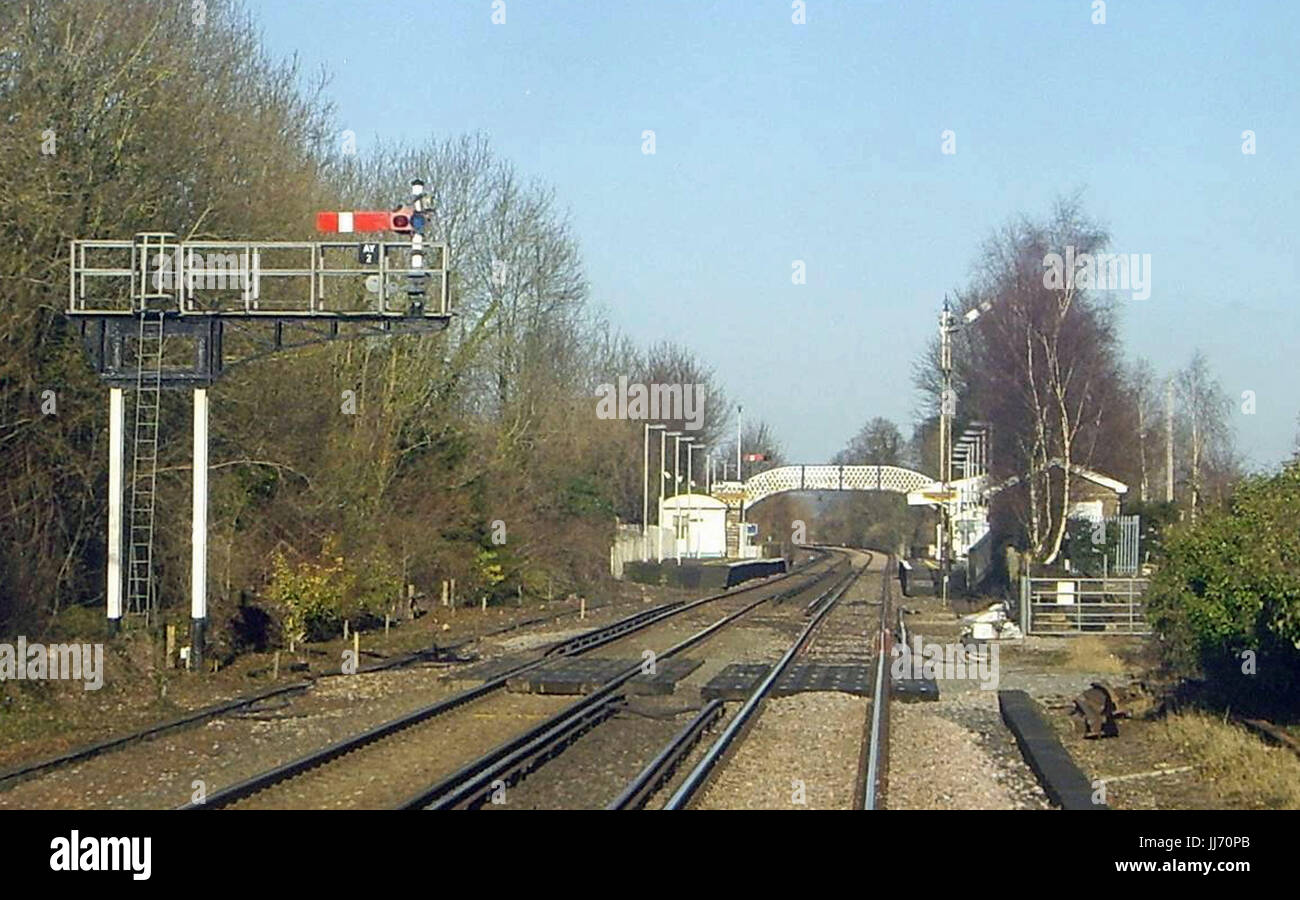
[620,557,787,590]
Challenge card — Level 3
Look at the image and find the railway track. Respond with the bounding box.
[606,700,726,810]
[0,589,690,794]
[659,563,860,808]
[395,562,853,810]
[624,548,894,811]
[861,552,894,809]
[372,549,870,811]
[179,552,841,809]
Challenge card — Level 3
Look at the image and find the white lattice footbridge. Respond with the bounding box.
[734,465,936,507]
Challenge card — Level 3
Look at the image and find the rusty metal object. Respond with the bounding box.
[1071,681,1120,738]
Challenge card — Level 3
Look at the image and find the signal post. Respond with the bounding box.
[70,180,450,669]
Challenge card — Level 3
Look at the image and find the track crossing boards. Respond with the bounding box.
[702,662,875,699]
[505,656,702,695]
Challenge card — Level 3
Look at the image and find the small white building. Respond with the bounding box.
[659,493,728,559]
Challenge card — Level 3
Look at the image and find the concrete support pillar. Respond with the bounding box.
[191,388,209,669]
[107,387,124,635]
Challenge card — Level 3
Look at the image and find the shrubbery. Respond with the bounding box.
[1146,461,1300,713]
[264,538,401,644]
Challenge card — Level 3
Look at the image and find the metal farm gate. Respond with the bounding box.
[1020,576,1151,635]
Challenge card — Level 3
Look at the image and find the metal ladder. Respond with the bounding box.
[126,311,164,623]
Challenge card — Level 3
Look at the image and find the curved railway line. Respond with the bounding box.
[0,547,902,812]
[368,548,896,812]
[400,564,856,809]
[179,551,846,809]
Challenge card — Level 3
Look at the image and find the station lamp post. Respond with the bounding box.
[660,431,682,562]
[660,430,681,515]
[687,442,707,560]
[673,434,693,501]
[687,441,703,494]
[674,435,694,564]
[643,423,666,538]
[937,294,998,608]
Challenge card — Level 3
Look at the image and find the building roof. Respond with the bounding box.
[987,460,1128,497]
[660,493,729,510]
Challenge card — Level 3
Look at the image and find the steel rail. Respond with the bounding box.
[661,563,862,810]
[402,556,855,810]
[410,694,627,811]
[1,597,678,793]
[606,699,726,810]
[543,603,680,657]
[863,554,895,809]
[0,681,311,792]
[181,554,832,809]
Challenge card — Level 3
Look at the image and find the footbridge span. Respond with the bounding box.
[709,464,991,560]
[716,464,940,508]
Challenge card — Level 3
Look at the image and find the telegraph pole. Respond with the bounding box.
[736,404,745,526]
[938,297,955,609]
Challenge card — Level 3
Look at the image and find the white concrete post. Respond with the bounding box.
[107,388,124,633]
[642,423,650,537]
[191,387,209,669]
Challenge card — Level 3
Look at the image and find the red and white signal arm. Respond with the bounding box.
[744,452,767,462]
[316,207,413,234]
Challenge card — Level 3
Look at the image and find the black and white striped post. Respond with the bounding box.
[406,178,429,315]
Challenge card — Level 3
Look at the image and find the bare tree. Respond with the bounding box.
[633,341,731,448]
[1128,359,1160,502]
[832,417,905,466]
[718,418,786,482]
[920,198,1126,565]
[1175,349,1233,520]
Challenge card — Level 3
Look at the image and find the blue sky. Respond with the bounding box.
[251,0,1300,470]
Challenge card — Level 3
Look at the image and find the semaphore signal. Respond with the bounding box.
[67,177,451,669]
[316,179,430,314]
